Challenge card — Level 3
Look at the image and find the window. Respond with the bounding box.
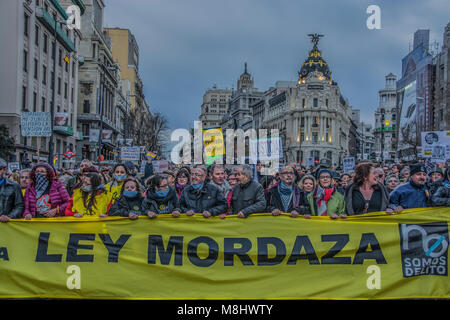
[50,71,54,89]
[43,33,48,53]
[34,58,38,79]
[300,117,305,127]
[326,99,328,107]
[35,25,39,46]
[313,98,318,108]
[58,49,62,66]
[326,118,329,128]
[22,86,27,110]
[23,50,28,72]
[83,100,90,113]
[71,87,74,103]
[302,99,305,108]
[64,82,68,99]
[41,97,46,111]
[33,92,37,112]
[92,43,96,58]
[51,42,55,60]
[72,62,75,78]
[24,13,29,37]
[312,132,318,143]
[312,116,319,127]
[57,77,61,95]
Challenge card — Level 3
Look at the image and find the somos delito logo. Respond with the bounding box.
[399,222,449,278]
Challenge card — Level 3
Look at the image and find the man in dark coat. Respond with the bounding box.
[0,158,24,222]
[230,165,266,218]
[179,167,228,218]
[266,165,310,217]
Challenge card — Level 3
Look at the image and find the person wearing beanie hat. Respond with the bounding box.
[387,163,429,213]
[23,162,70,219]
[0,158,24,222]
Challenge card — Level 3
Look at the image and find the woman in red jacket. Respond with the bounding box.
[23,162,69,219]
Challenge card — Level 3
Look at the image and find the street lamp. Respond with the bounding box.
[48,18,67,165]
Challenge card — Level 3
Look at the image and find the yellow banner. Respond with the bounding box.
[0,207,449,300]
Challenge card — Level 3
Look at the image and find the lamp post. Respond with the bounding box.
[48,18,67,165]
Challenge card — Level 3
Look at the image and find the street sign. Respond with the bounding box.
[343,157,355,174]
[21,112,51,137]
[63,151,76,159]
[120,146,140,161]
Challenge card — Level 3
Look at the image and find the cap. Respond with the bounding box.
[410,163,426,176]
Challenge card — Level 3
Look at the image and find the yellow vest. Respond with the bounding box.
[71,188,111,217]
[105,181,124,203]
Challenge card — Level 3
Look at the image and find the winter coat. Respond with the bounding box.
[230,180,266,217]
[307,187,345,216]
[23,179,69,217]
[0,178,24,218]
[344,182,390,215]
[265,184,311,215]
[65,188,112,217]
[109,194,145,217]
[143,187,181,215]
[388,180,430,210]
[432,183,450,207]
[179,183,228,215]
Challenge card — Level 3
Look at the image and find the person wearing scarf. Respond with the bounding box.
[306,169,345,219]
[23,162,69,219]
[143,174,181,218]
[266,166,310,218]
[109,178,145,219]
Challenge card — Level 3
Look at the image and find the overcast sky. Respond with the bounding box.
[104,0,449,131]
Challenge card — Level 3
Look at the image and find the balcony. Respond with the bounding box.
[36,7,75,52]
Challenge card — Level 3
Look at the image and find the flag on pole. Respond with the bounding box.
[53,156,58,165]
[146,151,157,159]
[64,55,70,64]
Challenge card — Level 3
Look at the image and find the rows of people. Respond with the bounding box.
[0,156,449,222]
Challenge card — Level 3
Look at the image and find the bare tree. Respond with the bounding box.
[128,107,169,155]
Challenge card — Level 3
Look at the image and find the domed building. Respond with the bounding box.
[261,34,352,167]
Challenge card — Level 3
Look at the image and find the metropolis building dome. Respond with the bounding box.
[298,34,332,84]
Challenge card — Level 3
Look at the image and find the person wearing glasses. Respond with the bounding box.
[266,166,310,218]
[179,167,228,218]
[373,167,385,184]
[344,162,390,216]
[306,168,345,219]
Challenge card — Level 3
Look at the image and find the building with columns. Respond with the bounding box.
[374,73,398,162]
[261,35,351,167]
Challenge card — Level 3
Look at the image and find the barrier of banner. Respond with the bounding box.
[0,207,449,300]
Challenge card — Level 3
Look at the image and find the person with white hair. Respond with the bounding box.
[229,165,266,218]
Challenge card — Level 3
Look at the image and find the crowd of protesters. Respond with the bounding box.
[0,155,449,222]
